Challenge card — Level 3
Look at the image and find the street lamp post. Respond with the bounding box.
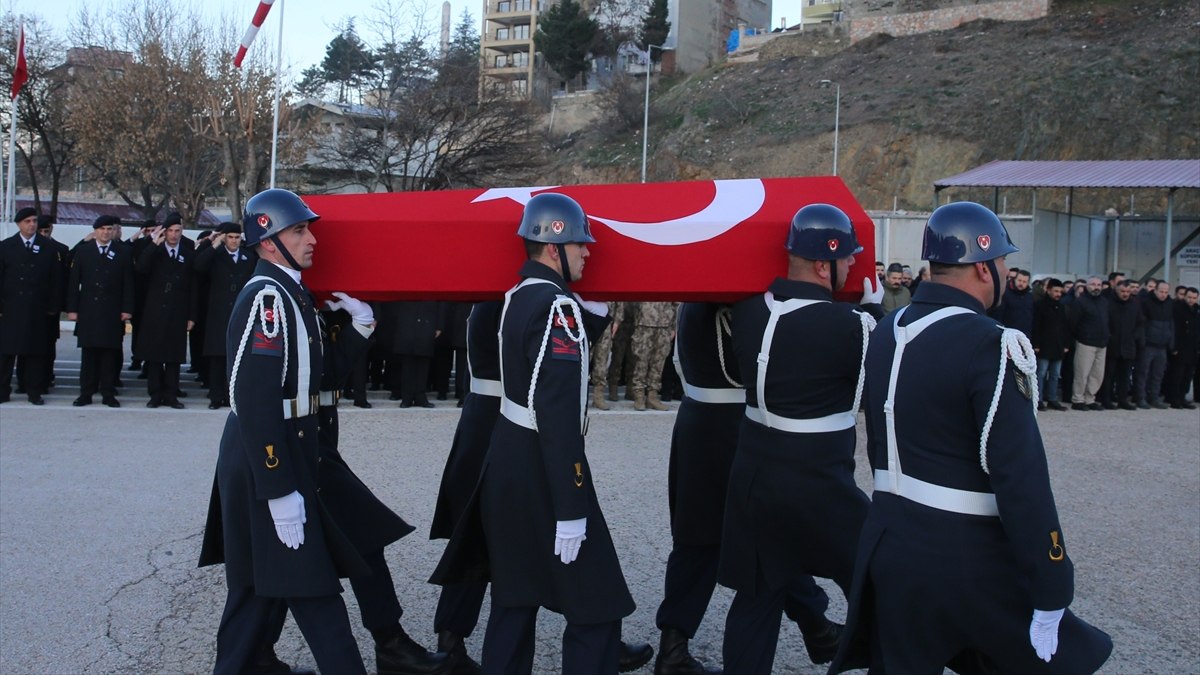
[641,44,668,183]
[819,79,840,176]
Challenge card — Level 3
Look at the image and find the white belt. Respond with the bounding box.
[471,376,503,398]
[318,390,339,407]
[745,405,855,433]
[500,397,535,430]
[873,469,999,517]
[283,394,320,419]
[683,382,744,405]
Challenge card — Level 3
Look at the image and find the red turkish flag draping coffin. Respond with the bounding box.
[302,177,876,303]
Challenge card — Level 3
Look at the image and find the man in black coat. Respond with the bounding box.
[831,202,1111,675]
[0,207,62,404]
[197,189,369,675]
[1134,282,1174,409]
[392,301,441,408]
[193,223,257,409]
[1032,278,1071,411]
[126,219,158,374]
[1167,287,1199,408]
[1100,281,1141,409]
[66,215,133,407]
[35,215,70,390]
[135,216,195,408]
[991,268,1033,338]
[1068,277,1110,410]
[720,204,876,674]
[431,193,651,673]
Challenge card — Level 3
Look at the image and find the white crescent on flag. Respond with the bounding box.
[472,179,767,247]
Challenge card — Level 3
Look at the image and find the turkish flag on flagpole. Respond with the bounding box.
[10,25,26,100]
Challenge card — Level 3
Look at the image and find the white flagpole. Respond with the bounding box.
[269,0,284,188]
[5,24,21,223]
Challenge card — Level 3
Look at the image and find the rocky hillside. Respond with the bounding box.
[541,0,1199,214]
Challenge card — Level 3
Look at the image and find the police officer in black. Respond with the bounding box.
[831,202,1112,673]
[136,213,195,408]
[720,204,877,675]
[654,302,849,674]
[431,193,652,674]
[198,189,370,675]
[193,222,257,409]
[0,207,62,404]
[429,299,502,671]
[67,215,134,407]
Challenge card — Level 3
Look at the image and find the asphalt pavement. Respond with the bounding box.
[0,362,1197,673]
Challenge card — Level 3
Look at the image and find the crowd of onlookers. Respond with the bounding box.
[875,260,1200,411]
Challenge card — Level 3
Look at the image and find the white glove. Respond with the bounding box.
[1029,608,1064,662]
[572,293,608,317]
[325,292,374,325]
[553,517,587,564]
[267,490,306,550]
[860,276,884,305]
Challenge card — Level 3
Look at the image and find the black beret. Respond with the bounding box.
[14,207,38,223]
[216,221,242,235]
[886,263,904,274]
[36,214,55,229]
[163,212,183,227]
[93,215,122,229]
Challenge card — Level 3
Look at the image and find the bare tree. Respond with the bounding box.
[0,16,76,217]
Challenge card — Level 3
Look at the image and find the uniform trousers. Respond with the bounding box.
[1098,354,1134,406]
[45,315,59,386]
[214,585,365,675]
[145,361,181,403]
[630,326,672,394]
[80,347,121,399]
[435,580,488,638]
[208,357,229,405]
[657,543,829,638]
[397,354,432,405]
[482,600,620,675]
[1169,351,1199,403]
[723,566,843,675]
[1,353,47,398]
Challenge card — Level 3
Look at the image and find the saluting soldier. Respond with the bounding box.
[0,207,63,405]
[198,189,369,675]
[193,223,257,409]
[135,214,195,408]
[66,215,134,408]
[431,193,652,674]
[830,202,1112,674]
[35,215,70,391]
[720,204,880,674]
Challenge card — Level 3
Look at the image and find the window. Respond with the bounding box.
[496,27,510,40]
[513,24,529,39]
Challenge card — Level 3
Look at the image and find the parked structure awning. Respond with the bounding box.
[934,159,1200,190]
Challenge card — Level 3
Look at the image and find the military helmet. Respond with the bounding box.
[785,203,863,260]
[242,188,320,248]
[516,193,596,244]
[922,201,1019,264]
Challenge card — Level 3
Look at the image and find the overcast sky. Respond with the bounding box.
[7,0,800,76]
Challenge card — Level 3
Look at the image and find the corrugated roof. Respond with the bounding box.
[934,160,1200,190]
[14,198,222,227]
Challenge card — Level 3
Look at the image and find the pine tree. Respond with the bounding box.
[535,0,599,90]
[640,0,671,62]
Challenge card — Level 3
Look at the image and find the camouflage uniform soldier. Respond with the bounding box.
[630,301,679,411]
[590,301,624,410]
[607,302,639,401]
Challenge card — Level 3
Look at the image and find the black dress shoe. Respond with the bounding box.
[247,644,315,675]
[208,402,221,410]
[165,400,185,409]
[1048,401,1068,411]
[801,618,843,665]
[619,641,654,672]
[354,400,373,409]
[1071,402,1089,411]
[28,395,44,406]
[654,628,718,675]
[146,400,160,409]
[437,631,481,675]
[1087,402,1104,411]
[399,400,412,408]
[375,625,448,674]
[418,401,436,409]
[103,397,121,408]
[1119,402,1138,410]
[1103,401,1119,410]
[457,399,465,408]
[73,397,91,407]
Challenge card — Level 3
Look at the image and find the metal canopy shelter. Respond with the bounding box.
[934,160,1200,283]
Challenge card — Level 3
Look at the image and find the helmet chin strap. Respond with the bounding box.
[271,234,303,271]
[985,259,1001,308]
[556,243,573,288]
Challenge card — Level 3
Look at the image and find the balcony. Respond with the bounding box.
[487,0,534,24]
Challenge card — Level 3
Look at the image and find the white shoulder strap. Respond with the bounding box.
[754,291,828,428]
